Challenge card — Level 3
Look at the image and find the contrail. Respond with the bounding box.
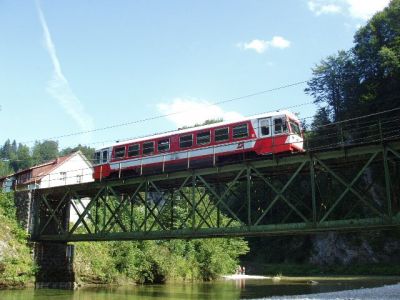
[36,1,94,142]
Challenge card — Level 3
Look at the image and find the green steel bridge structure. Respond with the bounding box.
[26,111,400,288]
[30,116,400,243]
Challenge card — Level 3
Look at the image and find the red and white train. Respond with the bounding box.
[93,110,303,180]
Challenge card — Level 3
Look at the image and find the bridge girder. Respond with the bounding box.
[31,142,400,242]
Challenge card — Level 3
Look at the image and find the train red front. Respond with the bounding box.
[93,110,304,180]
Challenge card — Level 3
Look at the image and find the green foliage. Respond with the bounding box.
[307,0,400,124]
[0,140,33,174]
[32,140,59,165]
[74,241,118,283]
[0,192,35,287]
[0,192,16,221]
[73,191,249,284]
[74,236,248,284]
[60,144,95,161]
[0,139,95,176]
[305,50,358,122]
[179,118,223,130]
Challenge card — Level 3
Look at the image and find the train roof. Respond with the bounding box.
[97,110,299,150]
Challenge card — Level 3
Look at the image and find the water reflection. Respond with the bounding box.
[0,278,399,300]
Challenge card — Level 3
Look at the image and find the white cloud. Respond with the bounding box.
[347,0,390,20]
[36,1,94,140]
[237,36,291,54]
[157,98,242,128]
[307,0,390,20]
[242,39,269,53]
[269,36,291,49]
[308,1,342,15]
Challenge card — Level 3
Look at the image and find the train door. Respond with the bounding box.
[258,118,271,137]
[273,117,287,135]
[101,149,109,163]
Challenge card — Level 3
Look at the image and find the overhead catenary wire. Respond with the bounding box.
[20,80,309,144]
[6,109,400,184]
[2,107,400,164]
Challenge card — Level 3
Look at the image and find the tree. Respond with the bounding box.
[15,144,32,171]
[32,140,59,165]
[305,50,359,122]
[352,0,400,115]
[60,144,95,161]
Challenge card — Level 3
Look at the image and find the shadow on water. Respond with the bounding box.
[0,278,399,299]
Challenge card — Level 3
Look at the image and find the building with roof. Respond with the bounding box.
[10,151,93,191]
[0,151,93,233]
[0,175,15,192]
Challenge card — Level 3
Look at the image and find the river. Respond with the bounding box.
[0,277,399,299]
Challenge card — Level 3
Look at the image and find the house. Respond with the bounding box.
[10,151,93,191]
[0,151,94,232]
[0,175,15,193]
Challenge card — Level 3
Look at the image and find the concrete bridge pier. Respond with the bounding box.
[32,191,76,289]
[34,242,76,289]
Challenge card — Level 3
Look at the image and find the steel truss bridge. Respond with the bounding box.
[31,137,400,242]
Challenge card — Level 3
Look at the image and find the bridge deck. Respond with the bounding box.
[32,140,400,242]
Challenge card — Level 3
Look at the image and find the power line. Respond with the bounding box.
[2,106,399,164]
[21,80,308,144]
[2,108,399,177]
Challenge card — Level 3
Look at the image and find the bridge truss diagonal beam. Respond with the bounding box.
[31,141,400,242]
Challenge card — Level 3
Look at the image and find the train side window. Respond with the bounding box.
[180,134,193,148]
[197,131,211,145]
[215,127,229,142]
[143,141,155,155]
[102,150,108,163]
[128,144,140,157]
[274,118,287,135]
[233,124,248,139]
[94,152,101,164]
[158,139,170,152]
[114,147,126,159]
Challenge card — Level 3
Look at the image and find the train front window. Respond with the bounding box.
[290,120,301,136]
[102,150,108,163]
[274,118,288,135]
[115,147,125,159]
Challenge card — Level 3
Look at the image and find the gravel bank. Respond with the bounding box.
[262,283,400,300]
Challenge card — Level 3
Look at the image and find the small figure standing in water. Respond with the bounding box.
[242,266,246,275]
[236,266,241,275]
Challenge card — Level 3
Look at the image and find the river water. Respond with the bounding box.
[0,278,399,300]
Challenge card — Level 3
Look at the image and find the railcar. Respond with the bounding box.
[93,110,303,180]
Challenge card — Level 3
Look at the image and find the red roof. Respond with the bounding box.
[13,152,81,185]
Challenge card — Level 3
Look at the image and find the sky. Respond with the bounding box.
[0,0,391,150]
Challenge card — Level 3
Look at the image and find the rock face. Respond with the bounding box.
[309,231,400,265]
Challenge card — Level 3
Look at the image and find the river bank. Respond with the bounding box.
[1,276,399,299]
[263,283,400,299]
[246,262,400,277]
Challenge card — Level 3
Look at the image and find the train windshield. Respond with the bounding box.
[289,120,301,136]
